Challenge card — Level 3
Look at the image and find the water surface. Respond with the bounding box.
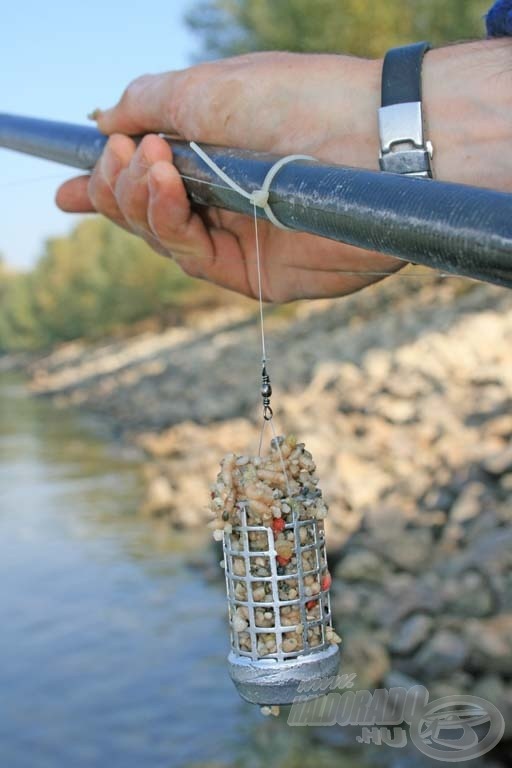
[0,375,261,768]
[0,375,381,768]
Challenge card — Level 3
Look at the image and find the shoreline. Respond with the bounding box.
[12,274,512,733]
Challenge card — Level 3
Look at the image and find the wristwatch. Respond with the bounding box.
[378,42,434,178]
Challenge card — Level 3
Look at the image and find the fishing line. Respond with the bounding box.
[252,202,267,364]
[189,140,295,485]
[189,141,316,230]
[0,173,72,188]
[252,197,292,494]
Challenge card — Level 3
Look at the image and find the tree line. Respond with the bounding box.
[186,0,489,59]
[0,218,202,351]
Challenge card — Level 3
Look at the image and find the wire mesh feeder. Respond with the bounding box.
[222,491,340,706]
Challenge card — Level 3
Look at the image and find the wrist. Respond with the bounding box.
[422,39,512,191]
[311,55,381,172]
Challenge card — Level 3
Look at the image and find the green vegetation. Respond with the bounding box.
[0,218,202,352]
[186,0,490,58]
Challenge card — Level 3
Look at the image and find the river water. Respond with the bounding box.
[0,375,269,768]
[0,375,382,768]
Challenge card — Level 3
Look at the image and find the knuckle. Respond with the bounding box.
[166,67,222,139]
[174,257,194,277]
[122,74,154,105]
[169,68,243,143]
[174,254,205,280]
[166,73,194,136]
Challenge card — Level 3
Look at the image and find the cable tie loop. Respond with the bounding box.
[249,189,269,208]
[189,141,317,230]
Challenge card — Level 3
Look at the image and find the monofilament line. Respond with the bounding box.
[253,203,267,363]
[252,200,292,496]
[254,197,271,460]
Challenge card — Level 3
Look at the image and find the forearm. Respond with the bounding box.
[423,38,512,191]
[291,38,512,194]
[327,38,512,190]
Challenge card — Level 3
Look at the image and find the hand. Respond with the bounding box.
[56,52,406,302]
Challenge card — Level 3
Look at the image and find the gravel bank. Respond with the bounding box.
[28,274,512,745]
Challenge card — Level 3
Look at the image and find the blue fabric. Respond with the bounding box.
[486,0,512,36]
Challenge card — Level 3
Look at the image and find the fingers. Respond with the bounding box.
[55,129,255,297]
[87,134,136,226]
[146,160,214,274]
[56,176,95,213]
[55,134,136,220]
[147,161,253,294]
[55,130,232,283]
[115,134,173,233]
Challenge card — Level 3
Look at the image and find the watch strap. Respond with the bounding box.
[381,41,430,106]
[379,42,433,178]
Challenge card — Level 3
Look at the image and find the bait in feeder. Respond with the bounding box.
[209,434,341,709]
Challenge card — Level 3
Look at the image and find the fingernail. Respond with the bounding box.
[87,108,102,121]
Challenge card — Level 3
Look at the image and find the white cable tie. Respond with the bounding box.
[189,141,316,230]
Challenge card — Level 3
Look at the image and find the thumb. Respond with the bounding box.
[91,72,181,136]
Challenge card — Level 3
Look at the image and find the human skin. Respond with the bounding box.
[56,39,512,302]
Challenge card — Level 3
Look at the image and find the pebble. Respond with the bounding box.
[389,614,433,655]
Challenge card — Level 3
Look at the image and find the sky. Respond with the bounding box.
[0,0,199,269]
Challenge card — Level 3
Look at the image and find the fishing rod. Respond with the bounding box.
[1,112,512,289]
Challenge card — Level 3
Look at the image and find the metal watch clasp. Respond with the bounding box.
[378,102,433,178]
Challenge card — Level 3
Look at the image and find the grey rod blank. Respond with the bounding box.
[1,113,512,288]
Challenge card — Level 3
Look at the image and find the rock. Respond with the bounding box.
[373,529,433,573]
[340,632,390,690]
[389,614,434,656]
[501,473,512,492]
[450,482,486,523]
[383,670,422,691]
[460,528,512,596]
[484,414,512,439]
[384,574,443,626]
[335,453,393,509]
[473,675,512,739]
[465,616,512,674]
[373,394,418,424]
[141,474,174,516]
[427,672,473,700]
[441,570,494,618]
[413,630,468,680]
[335,550,388,583]
[331,583,360,618]
[473,673,506,702]
[422,486,457,513]
[483,445,512,476]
